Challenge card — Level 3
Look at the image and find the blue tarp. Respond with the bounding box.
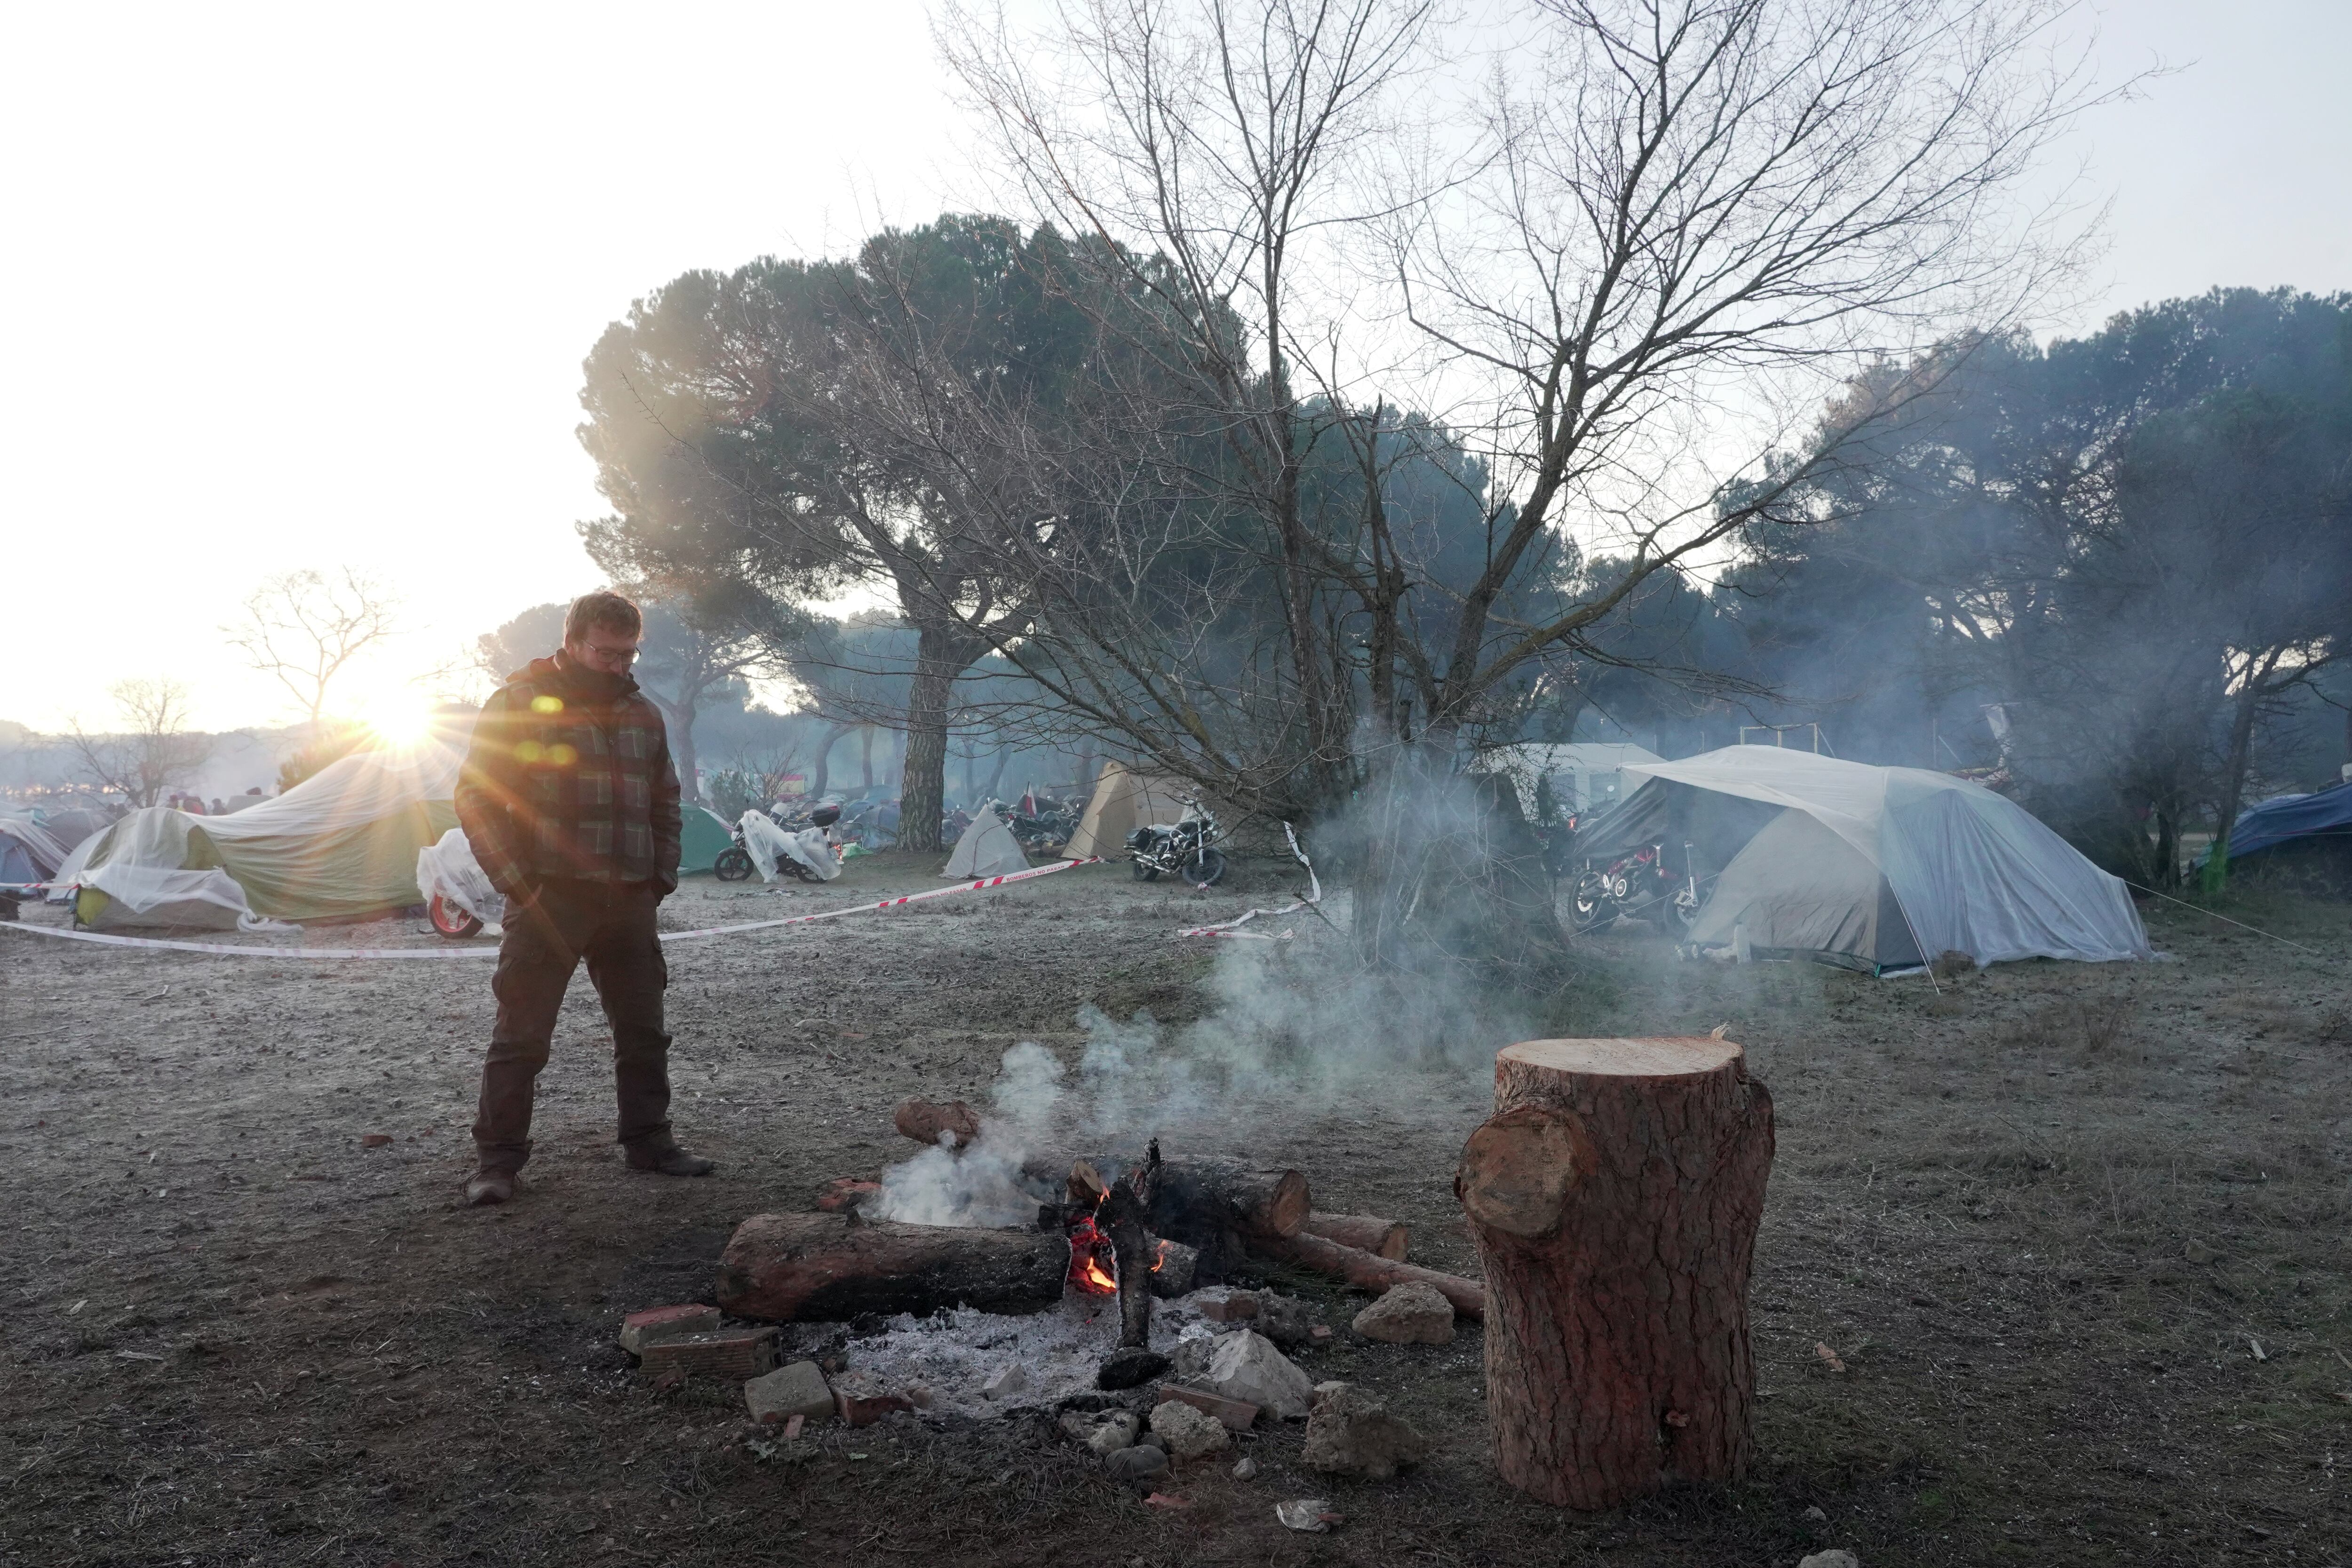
[2196,781,2352,868]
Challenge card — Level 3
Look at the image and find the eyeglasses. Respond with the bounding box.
[583,644,641,663]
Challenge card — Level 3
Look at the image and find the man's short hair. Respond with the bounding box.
[565,590,644,645]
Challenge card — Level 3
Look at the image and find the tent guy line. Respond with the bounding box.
[0,858,1104,961]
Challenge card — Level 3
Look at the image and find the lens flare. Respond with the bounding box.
[365,695,438,748]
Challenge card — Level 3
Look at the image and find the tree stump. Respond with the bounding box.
[1455,1036,1773,1510]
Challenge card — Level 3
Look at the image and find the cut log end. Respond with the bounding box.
[1455,1108,1582,1239]
[1497,1035,1741,1080]
[1302,1211,1408,1261]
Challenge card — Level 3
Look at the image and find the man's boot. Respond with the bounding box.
[624,1142,715,1177]
[466,1168,517,1205]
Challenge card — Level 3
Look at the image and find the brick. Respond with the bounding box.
[832,1369,915,1426]
[637,1327,776,1381]
[1152,1381,1260,1431]
[1195,1288,1258,1322]
[619,1304,722,1355]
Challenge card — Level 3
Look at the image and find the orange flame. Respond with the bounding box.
[1151,1240,1170,1273]
[1066,1215,1118,1296]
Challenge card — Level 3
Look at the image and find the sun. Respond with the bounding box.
[364,693,440,748]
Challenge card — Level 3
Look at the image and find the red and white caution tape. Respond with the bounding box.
[0,858,1104,961]
[1176,825,1320,940]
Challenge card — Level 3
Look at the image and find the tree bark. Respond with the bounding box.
[898,622,966,852]
[715,1212,1068,1321]
[2205,673,2269,894]
[1253,1230,1485,1318]
[1456,1037,1773,1510]
[1302,1211,1407,1260]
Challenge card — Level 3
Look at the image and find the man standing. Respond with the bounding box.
[454,590,713,1205]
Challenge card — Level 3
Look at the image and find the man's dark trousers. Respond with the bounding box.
[472,878,671,1175]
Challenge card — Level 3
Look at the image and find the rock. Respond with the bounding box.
[1104,1445,1170,1481]
[1149,1399,1231,1459]
[1804,1505,1828,1522]
[744,1361,834,1425]
[618,1304,722,1355]
[1169,1333,1217,1381]
[1152,1382,1260,1430]
[1352,1281,1455,1345]
[1060,1410,1141,1456]
[983,1364,1029,1401]
[1301,1381,1430,1479]
[1252,1291,1318,1347]
[1798,1553,1859,1568]
[1275,1498,1337,1533]
[2183,1238,2217,1264]
[1097,1348,1172,1390]
[1232,1456,1258,1480]
[1203,1330,1315,1420]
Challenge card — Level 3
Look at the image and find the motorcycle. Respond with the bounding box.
[1126,796,1227,887]
[1572,840,1699,934]
[715,803,841,883]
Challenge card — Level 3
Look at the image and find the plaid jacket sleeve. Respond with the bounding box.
[648,707,683,895]
[455,685,533,899]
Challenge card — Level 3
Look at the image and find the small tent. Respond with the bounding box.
[62,739,462,929]
[1062,762,1233,860]
[943,812,1030,878]
[679,805,734,875]
[0,815,73,890]
[1577,747,2148,972]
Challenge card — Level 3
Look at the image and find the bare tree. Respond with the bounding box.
[65,678,213,809]
[225,567,400,727]
[920,0,2106,972]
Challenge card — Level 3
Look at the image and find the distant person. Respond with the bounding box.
[453,589,707,1207]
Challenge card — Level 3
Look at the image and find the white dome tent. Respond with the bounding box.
[1578,747,2149,973]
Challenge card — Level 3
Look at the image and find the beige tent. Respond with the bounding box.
[942,812,1030,877]
[1063,763,1234,859]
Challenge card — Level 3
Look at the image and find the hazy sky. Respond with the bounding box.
[5,0,2346,733]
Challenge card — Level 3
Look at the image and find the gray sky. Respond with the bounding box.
[5,0,2345,734]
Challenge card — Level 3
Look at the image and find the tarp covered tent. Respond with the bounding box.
[1477,742,1663,819]
[0,815,73,889]
[1577,747,2149,972]
[61,740,462,929]
[942,812,1030,878]
[2193,781,2352,868]
[1062,762,1234,860]
[680,805,734,875]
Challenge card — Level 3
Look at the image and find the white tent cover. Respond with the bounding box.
[942,812,1029,878]
[417,826,507,927]
[1478,742,1663,817]
[1623,748,2149,967]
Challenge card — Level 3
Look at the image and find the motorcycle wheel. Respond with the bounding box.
[1571,882,1615,934]
[713,847,755,883]
[1185,847,1227,888]
[1131,860,1160,882]
[1670,889,1700,929]
[428,893,483,939]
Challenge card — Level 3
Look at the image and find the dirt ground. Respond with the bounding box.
[2,850,2348,1568]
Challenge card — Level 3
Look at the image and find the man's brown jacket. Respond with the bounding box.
[455,653,683,898]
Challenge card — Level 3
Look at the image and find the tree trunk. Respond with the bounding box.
[2204,677,2267,894]
[715,1212,1068,1321]
[859,726,874,790]
[898,623,964,852]
[809,722,854,802]
[1455,1036,1774,1510]
[655,697,702,805]
[983,746,1011,803]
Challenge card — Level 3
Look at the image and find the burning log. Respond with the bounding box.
[716,1212,1069,1321]
[1455,1036,1773,1510]
[1253,1231,1486,1321]
[892,1097,983,1147]
[1302,1212,1408,1260]
[1098,1142,1163,1348]
[1144,1160,1311,1245]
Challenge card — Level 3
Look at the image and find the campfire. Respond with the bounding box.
[714,1099,1484,1364]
